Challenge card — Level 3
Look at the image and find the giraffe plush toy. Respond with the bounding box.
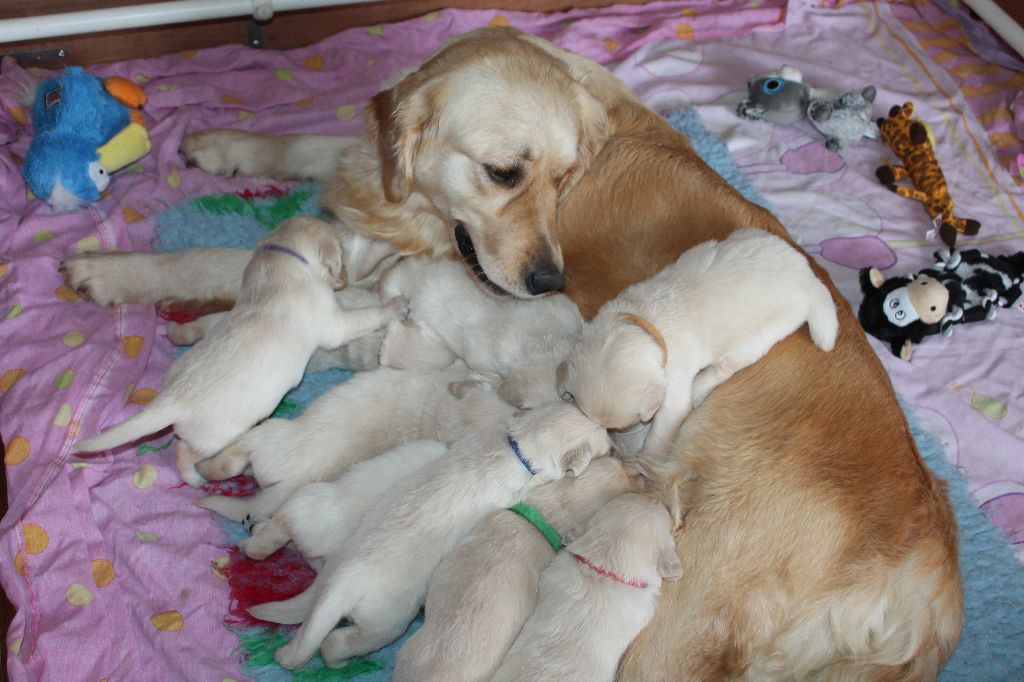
[875,102,980,248]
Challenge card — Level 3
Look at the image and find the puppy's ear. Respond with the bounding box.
[318,233,347,289]
[658,539,683,581]
[562,444,593,478]
[638,383,666,424]
[366,74,439,204]
[555,360,569,396]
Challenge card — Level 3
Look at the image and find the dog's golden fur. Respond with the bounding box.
[336,28,963,679]
[64,26,962,678]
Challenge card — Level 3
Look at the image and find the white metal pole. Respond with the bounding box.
[960,0,1024,61]
[0,0,385,44]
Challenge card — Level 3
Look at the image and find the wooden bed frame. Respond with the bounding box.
[0,0,647,66]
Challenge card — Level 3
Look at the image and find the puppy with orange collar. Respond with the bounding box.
[558,228,838,461]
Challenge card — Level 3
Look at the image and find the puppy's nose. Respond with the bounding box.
[524,259,564,295]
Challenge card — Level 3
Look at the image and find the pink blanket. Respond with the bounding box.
[0,1,1020,679]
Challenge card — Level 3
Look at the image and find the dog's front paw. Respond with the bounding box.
[181,129,256,177]
[60,252,131,306]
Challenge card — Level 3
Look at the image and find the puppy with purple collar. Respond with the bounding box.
[248,401,612,670]
[74,216,408,485]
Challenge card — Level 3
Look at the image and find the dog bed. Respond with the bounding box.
[0,1,1022,679]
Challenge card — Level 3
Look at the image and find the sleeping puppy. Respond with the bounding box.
[377,256,582,406]
[75,217,407,485]
[237,439,448,564]
[197,365,513,522]
[249,401,613,671]
[393,456,643,682]
[490,493,682,682]
[558,228,838,459]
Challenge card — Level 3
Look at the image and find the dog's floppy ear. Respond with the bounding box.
[558,85,611,195]
[366,73,439,204]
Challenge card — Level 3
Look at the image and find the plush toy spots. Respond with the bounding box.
[858,248,1024,360]
[876,102,980,249]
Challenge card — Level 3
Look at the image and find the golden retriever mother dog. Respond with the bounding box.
[63,27,962,679]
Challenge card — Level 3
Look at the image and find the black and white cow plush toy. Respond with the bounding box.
[858,248,1024,360]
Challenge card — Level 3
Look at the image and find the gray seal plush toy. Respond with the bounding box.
[736,65,810,124]
[807,86,879,152]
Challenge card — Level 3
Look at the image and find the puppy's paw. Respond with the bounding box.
[179,466,207,489]
[386,295,411,321]
[238,535,273,561]
[181,129,256,177]
[167,321,200,346]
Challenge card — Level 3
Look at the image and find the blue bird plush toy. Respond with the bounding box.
[22,67,151,212]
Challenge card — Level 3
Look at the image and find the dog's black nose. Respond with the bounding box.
[524,259,565,295]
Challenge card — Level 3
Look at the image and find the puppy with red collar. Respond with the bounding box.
[491,492,681,682]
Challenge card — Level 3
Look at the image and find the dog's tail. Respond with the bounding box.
[74,398,179,452]
[807,281,840,352]
[248,588,316,625]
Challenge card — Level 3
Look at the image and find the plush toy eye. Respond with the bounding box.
[87,160,111,192]
[931,306,937,311]
[888,298,900,309]
[561,390,575,403]
[761,78,784,94]
[895,310,905,320]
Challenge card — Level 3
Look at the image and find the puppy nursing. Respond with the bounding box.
[74,217,407,485]
[393,456,641,682]
[251,401,612,670]
[491,493,681,682]
[560,227,838,457]
[378,256,583,406]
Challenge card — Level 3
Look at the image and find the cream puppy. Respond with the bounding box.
[559,228,838,457]
[237,439,448,563]
[75,217,408,486]
[249,401,613,671]
[491,493,682,682]
[378,256,583,406]
[197,366,513,522]
[393,456,643,682]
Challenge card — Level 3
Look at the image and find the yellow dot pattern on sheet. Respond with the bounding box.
[238,111,254,121]
[136,532,157,542]
[277,68,293,81]
[133,464,157,489]
[66,583,92,606]
[971,392,1008,420]
[53,404,71,427]
[5,436,29,465]
[304,55,325,70]
[56,284,80,302]
[212,556,229,580]
[123,206,145,223]
[92,559,115,587]
[222,94,242,105]
[676,23,695,40]
[131,387,158,405]
[62,331,85,348]
[123,336,144,358]
[0,263,7,278]
[603,39,619,52]
[166,170,181,189]
[33,230,53,243]
[367,24,384,36]
[9,637,21,655]
[1,368,26,392]
[22,524,48,554]
[14,551,25,576]
[180,49,198,58]
[336,105,357,121]
[295,97,314,107]
[489,16,509,27]
[6,302,22,319]
[151,610,184,631]
[76,236,100,253]
[9,105,28,125]
[54,369,74,390]
[423,11,439,21]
